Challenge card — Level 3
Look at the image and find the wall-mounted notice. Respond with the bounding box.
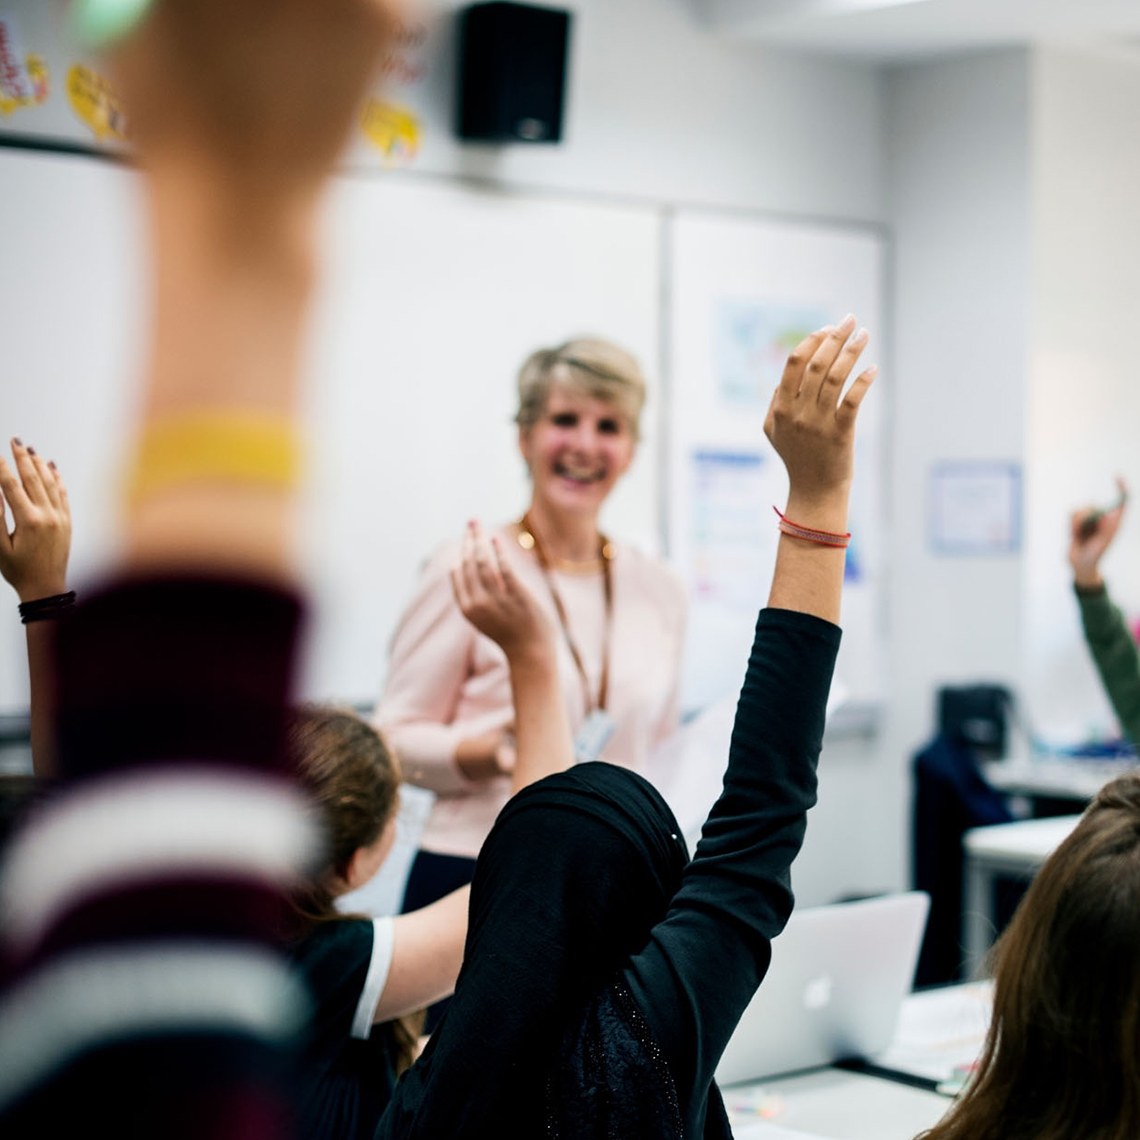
[668,210,886,713]
[929,462,1022,555]
[690,450,772,608]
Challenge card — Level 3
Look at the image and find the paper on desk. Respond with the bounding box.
[873,983,992,1084]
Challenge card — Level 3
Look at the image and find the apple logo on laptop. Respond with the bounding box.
[802,974,833,1011]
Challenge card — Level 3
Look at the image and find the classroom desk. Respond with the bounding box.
[961,815,1080,972]
[725,1069,950,1139]
[723,984,992,1139]
[983,753,1133,805]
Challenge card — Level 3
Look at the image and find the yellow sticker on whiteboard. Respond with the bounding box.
[360,99,420,167]
[0,52,48,116]
[67,62,127,141]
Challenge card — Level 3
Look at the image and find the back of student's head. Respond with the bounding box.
[921,772,1140,1140]
[286,705,400,926]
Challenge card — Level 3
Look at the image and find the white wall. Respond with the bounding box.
[847,50,1033,900]
[1024,44,1140,740]
[351,0,887,223]
[0,0,937,906]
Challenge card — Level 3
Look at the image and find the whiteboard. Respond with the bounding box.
[666,211,887,712]
[0,151,663,713]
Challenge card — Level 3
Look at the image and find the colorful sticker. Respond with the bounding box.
[360,99,420,167]
[0,52,48,116]
[0,14,49,117]
[67,62,127,141]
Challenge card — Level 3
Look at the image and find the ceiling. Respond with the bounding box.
[691,0,1140,61]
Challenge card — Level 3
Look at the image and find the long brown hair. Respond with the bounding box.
[920,772,1140,1140]
[286,705,422,1071]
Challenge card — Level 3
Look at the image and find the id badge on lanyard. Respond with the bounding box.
[574,708,617,765]
[518,513,617,765]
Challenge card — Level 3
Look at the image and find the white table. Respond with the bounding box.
[724,1068,951,1140]
[983,754,1133,803]
[723,984,993,1139]
[961,815,1080,972]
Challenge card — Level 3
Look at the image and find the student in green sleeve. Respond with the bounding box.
[1069,477,1140,746]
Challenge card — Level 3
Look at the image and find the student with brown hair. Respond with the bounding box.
[918,771,1140,1140]
[286,523,572,1140]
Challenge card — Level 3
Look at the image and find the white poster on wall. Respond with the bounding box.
[929,462,1022,555]
[667,211,886,714]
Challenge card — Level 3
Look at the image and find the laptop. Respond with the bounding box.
[715,891,931,1086]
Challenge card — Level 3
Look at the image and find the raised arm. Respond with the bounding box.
[374,523,571,1022]
[1069,477,1127,594]
[766,319,874,619]
[114,0,403,581]
[1068,479,1140,744]
[0,3,410,1135]
[622,316,876,1130]
[0,441,71,777]
[451,520,573,793]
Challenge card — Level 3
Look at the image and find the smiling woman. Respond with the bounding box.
[374,338,686,936]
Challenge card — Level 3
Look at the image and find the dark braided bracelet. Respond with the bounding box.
[18,591,76,624]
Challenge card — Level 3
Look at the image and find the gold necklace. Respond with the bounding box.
[516,513,614,712]
[515,522,614,573]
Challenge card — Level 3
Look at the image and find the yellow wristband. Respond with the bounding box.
[126,412,301,505]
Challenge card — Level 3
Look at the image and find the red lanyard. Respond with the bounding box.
[518,513,613,713]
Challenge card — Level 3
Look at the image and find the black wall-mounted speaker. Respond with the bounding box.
[456,2,572,144]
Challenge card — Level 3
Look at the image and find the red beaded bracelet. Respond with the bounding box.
[773,507,851,549]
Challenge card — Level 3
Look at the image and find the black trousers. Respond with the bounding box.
[401,849,478,1033]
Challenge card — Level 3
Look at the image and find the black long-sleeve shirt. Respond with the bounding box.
[623,607,839,1137]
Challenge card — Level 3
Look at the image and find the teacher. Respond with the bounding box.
[375,338,686,914]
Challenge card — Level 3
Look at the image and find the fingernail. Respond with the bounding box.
[866,365,879,378]
[26,446,36,456]
[839,314,856,332]
[48,460,57,470]
[852,328,868,346]
[12,437,22,447]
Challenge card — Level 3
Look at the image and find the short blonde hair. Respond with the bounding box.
[516,338,646,441]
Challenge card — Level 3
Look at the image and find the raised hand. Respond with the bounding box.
[110,0,410,203]
[1070,477,1127,590]
[0,438,71,603]
[764,316,877,624]
[764,315,876,515]
[451,521,570,789]
[450,520,554,664]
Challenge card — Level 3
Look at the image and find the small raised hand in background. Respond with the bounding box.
[1070,477,1128,591]
[0,438,70,604]
[450,520,571,791]
[0,437,72,776]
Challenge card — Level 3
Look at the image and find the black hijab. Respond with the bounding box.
[374,761,704,1139]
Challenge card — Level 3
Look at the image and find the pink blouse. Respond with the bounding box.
[375,525,686,858]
